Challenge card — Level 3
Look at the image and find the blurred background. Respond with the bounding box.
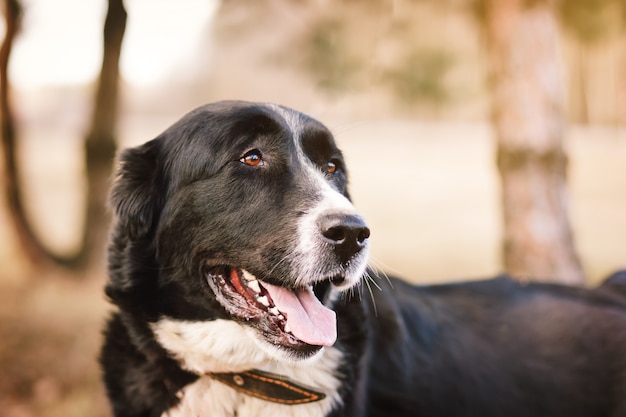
[0,0,624,416]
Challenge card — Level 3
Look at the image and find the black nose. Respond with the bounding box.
[319,213,370,264]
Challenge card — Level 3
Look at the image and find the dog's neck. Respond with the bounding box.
[151,318,345,416]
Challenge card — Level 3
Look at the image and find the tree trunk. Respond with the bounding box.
[0,0,126,271]
[0,0,54,266]
[484,0,585,284]
[79,0,127,269]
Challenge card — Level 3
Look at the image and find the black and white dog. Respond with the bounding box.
[101,101,626,417]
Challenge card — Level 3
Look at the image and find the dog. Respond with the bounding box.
[101,101,626,417]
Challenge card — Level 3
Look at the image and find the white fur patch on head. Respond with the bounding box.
[265,103,306,139]
[152,318,344,417]
[263,104,370,291]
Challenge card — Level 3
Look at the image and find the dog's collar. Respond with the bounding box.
[209,369,326,405]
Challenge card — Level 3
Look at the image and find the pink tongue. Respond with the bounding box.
[260,282,337,347]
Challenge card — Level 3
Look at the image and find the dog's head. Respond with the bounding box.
[107,101,369,363]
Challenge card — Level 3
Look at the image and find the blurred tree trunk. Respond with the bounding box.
[0,0,126,271]
[484,0,585,284]
[80,0,127,268]
[0,0,52,265]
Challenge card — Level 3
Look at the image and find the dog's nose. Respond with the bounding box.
[319,213,370,264]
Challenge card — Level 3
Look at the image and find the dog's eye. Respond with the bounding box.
[240,150,264,167]
[326,161,337,174]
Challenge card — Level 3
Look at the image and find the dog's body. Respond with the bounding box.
[101,101,626,417]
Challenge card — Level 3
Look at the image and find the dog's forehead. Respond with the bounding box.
[264,104,307,137]
[181,102,335,152]
[263,103,335,147]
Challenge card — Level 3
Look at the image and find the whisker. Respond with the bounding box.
[363,276,378,317]
[367,258,394,288]
[364,270,382,291]
[347,280,363,303]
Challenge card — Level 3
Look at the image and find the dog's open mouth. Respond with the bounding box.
[205,266,337,350]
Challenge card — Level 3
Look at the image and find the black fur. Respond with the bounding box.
[101,101,626,417]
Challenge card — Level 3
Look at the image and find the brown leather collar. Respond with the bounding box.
[209,369,326,405]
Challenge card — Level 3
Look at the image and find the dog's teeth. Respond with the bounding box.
[284,322,291,333]
[269,307,280,316]
[242,270,256,282]
[247,279,261,293]
[278,314,285,321]
[257,295,270,307]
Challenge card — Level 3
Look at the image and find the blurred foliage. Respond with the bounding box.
[467,0,487,25]
[306,19,360,92]
[302,7,458,108]
[385,48,455,106]
[557,0,626,43]
[470,0,626,43]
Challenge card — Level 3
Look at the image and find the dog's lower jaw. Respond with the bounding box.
[151,318,345,417]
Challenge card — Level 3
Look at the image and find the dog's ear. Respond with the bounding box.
[109,139,162,240]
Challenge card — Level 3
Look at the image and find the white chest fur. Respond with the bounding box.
[152,318,344,417]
